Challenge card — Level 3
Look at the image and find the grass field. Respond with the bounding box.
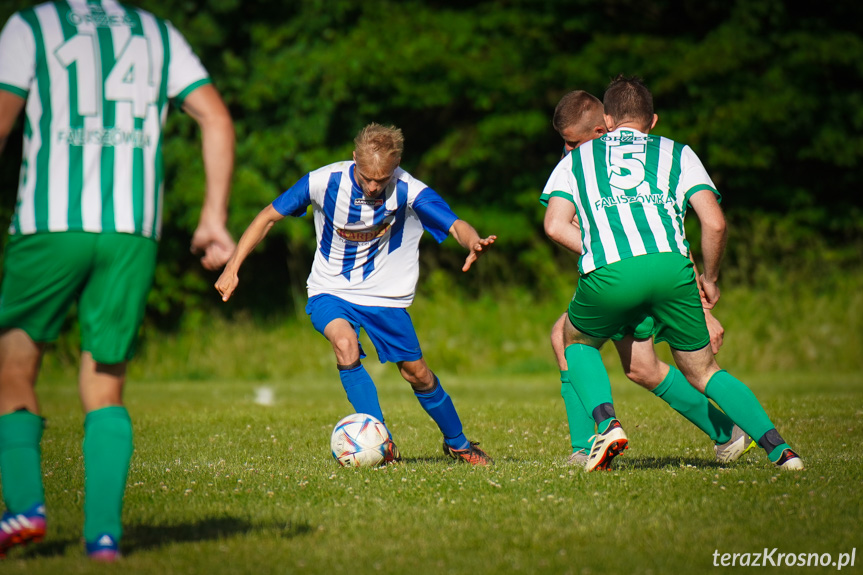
[1,368,861,574]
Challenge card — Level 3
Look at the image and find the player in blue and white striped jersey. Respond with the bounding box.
[217,123,496,466]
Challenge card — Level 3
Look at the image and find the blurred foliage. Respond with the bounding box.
[1,0,861,330]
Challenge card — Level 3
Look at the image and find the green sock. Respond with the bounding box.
[560,371,595,452]
[757,428,793,463]
[703,370,774,452]
[0,410,45,512]
[767,444,792,462]
[651,367,734,444]
[564,344,615,431]
[83,406,133,542]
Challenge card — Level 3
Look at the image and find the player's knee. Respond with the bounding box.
[626,365,658,388]
[399,363,432,389]
[330,336,358,361]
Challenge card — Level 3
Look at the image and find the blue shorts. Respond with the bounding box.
[305,294,423,364]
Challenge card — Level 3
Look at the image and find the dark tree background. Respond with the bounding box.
[1,0,861,328]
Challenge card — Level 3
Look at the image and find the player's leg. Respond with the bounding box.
[359,305,491,465]
[398,358,493,466]
[0,330,47,558]
[615,335,735,445]
[649,253,800,469]
[78,356,130,561]
[0,233,91,557]
[77,233,157,560]
[563,275,627,471]
[563,316,614,431]
[398,357,466,449]
[306,295,385,423]
[672,347,803,469]
[323,318,385,423]
[552,313,594,462]
[562,318,628,471]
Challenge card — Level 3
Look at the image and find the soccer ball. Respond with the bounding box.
[330,413,392,468]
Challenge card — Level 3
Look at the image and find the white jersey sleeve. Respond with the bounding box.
[539,154,577,206]
[678,145,720,206]
[0,13,36,96]
[165,20,209,101]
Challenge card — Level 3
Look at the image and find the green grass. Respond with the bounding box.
[2,370,862,574]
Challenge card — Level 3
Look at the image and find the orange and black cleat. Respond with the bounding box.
[443,440,494,466]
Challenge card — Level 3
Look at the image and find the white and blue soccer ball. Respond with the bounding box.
[330,413,391,468]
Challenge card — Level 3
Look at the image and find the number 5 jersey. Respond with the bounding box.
[540,127,720,275]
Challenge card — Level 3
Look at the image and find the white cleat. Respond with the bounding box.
[774,448,805,471]
[584,420,628,472]
[715,425,756,463]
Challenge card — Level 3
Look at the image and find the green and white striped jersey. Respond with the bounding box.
[540,128,720,275]
[0,0,211,239]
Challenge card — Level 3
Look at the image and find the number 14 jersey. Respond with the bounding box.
[0,0,210,239]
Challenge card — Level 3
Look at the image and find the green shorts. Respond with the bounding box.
[0,232,158,363]
[568,252,709,351]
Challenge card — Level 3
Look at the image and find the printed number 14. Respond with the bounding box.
[54,33,155,119]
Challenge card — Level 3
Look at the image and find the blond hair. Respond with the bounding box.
[354,123,404,168]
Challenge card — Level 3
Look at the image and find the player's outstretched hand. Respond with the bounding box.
[462,235,497,272]
[214,269,239,302]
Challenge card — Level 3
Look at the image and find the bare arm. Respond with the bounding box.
[0,90,26,158]
[544,196,582,255]
[688,190,727,308]
[449,219,496,272]
[214,204,285,301]
[182,84,236,270]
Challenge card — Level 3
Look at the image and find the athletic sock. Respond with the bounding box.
[83,406,133,543]
[414,377,468,450]
[757,429,793,463]
[564,344,615,432]
[338,364,384,423]
[560,371,595,452]
[0,410,45,513]
[651,366,734,444]
[703,370,776,454]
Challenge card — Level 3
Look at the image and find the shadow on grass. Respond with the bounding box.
[616,455,729,470]
[399,456,449,464]
[20,516,312,559]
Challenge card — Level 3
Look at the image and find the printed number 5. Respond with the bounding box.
[608,144,646,190]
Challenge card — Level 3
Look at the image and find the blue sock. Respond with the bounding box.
[414,377,468,449]
[339,365,384,423]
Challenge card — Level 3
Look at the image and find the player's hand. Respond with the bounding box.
[191,223,236,271]
[214,269,239,302]
[699,274,720,309]
[462,235,497,272]
[704,309,725,354]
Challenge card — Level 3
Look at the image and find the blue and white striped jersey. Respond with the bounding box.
[273,161,458,308]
